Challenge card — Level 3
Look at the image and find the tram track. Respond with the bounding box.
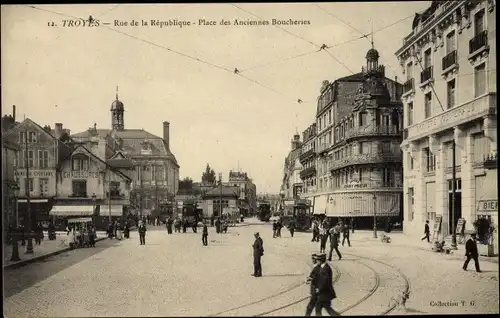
[251,252,410,316]
[208,251,341,317]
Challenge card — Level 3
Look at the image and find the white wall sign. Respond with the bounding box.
[63,171,100,179]
[15,170,54,177]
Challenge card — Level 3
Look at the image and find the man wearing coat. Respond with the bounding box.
[288,218,296,237]
[328,226,342,261]
[252,232,264,277]
[305,253,321,316]
[463,232,481,272]
[421,220,430,242]
[138,221,147,245]
[166,217,173,234]
[202,222,209,246]
[314,253,340,316]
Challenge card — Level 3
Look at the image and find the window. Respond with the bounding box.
[447,79,456,109]
[319,118,322,130]
[424,93,432,119]
[38,150,49,168]
[446,30,456,54]
[359,169,363,182]
[359,112,367,127]
[19,131,25,144]
[474,63,486,97]
[39,178,49,196]
[425,148,436,172]
[406,62,413,80]
[25,178,34,193]
[473,133,489,163]
[72,180,87,197]
[109,181,121,197]
[358,142,364,154]
[474,9,484,36]
[27,150,34,168]
[155,165,165,181]
[328,110,332,123]
[382,141,391,153]
[407,102,414,126]
[382,168,394,187]
[28,131,38,143]
[13,152,18,168]
[408,152,414,170]
[424,48,432,68]
[72,156,89,171]
[328,131,332,144]
[408,187,414,221]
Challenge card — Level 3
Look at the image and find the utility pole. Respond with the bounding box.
[219,173,223,219]
[373,194,378,239]
[24,129,34,254]
[451,139,458,249]
[108,165,112,223]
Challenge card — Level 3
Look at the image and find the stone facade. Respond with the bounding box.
[226,171,257,215]
[396,0,497,252]
[2,116,20,234]
[279,134,302,204]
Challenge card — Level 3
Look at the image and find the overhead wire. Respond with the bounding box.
[96,4,121,18]
[24,5,303,103]
[232,4,355,75]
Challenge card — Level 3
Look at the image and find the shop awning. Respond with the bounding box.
[313,196,327,215]
[98,205,123,216]
[49,205,94,216]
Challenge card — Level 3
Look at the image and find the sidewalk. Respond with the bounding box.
[3,231,107,270]
[351,230,498,263]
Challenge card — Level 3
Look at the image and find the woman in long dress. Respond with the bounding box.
[116,223,123,240]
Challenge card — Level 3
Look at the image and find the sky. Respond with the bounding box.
[1,2,430,194]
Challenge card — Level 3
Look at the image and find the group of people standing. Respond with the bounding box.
[311,218,352,262]
[106,220,131,240]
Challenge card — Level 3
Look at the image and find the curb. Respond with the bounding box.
[3,237,108,270]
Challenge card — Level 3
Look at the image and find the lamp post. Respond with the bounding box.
[136,193,141,220]
[91,193,97,225]
[450,139,458,250]
[373,194,378,239]
[10,186,21,262]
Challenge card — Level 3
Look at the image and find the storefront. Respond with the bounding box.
[18,198,54,227]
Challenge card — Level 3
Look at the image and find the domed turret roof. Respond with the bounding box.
[111,98,124,111]
[366,48,379,60]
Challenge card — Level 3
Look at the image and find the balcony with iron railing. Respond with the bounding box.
[442,50,457,71]
[329,152,402,171]
[483,151,498,170]
[420,66,433,84]
[299,166,317,179]
[316,143,331,155]
[402,78,414,95]
[299,148,316,163]
[469,30,488,56]
[345,125,402,140]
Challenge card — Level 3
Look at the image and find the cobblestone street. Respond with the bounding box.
[3,222,499,317]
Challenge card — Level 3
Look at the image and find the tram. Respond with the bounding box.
[281,199,313,231]
[181,199,203,226]
[257,201,271,222]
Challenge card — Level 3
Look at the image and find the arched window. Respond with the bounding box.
[359,112,367,127]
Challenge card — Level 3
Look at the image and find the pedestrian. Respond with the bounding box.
[312,219,320,242]
[192,219,198,233]
[305,253,321,316]
[35,222,43,245]
[342,223,351,247]
[124,221,130,239]
[182,219,188,233]
[202,222,209,246]
[328,226,342,261]
[319,223,328,253]
[314,253,340,316]
[289,218,296,237]
[240,213,244,223]
[252,232,264,277]
[138,221,147,245]
[166,217,173,234]
[277,219,283,237]
[174,217,181,233]
[463,232,481,272]
[350,218,355,234]
[210,214,215,227]
[421,220,430,242]
[272,220,277,238]
[215,217,221,234]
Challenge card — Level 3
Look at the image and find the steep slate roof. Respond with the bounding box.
[71,144,132,181]
[71,128,179,167]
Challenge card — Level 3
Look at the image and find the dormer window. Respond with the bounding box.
[72,155,89,171]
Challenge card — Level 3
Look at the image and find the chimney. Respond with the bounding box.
[163,121,170,150]
[54,123,63,139]
[12,105,16,122]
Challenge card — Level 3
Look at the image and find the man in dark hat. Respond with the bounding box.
[252,232,264,277]
[314,253,340,316]
[422,220,430,242]
[202,222,209,246]
[463,232,481,272]
[305,253,321,316]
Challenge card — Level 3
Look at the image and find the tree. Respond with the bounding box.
[201,163,217,185]
[178,177,194,195]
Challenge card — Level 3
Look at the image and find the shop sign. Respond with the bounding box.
[63,171,100,179]
[15,170,54,177]
[478,200,498,212]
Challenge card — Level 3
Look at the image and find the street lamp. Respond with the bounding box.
[373,194,378,239]
[219,173,223,219]
[10,186,21,262]
[24,128,34,255]
[91,193,97,225]
[136,193,141,220]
